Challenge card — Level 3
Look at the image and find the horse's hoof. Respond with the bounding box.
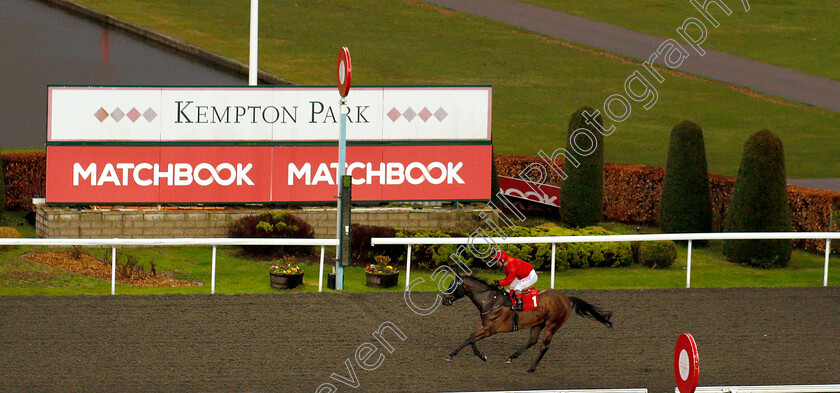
[444,356,453,361]
[526,368,536,373]
[504,358,513,364]
[480,355,487,362]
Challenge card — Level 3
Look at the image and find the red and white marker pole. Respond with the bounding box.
[674,333,699,393]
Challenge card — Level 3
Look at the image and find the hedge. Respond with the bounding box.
[723,130,792,268]
[6,151,840,256]
[659,121,713,240]
[559,106,604,228]
[396,224,631,271]
[1,152,46,211]
[495,154,840,255]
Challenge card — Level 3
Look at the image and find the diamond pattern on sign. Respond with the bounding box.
[94,107,109,122]
[418,107,432,122]
[387,107,401,122]
[110,107,125,122]
[403,107,417,121]
[434,107,448,121]
[127,108,141,122]
[143,107,157,122]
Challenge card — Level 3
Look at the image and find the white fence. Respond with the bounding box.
[0,238,337,294]
[371,232,840,290]
[442,389,648,393]
[3,232,837,294]
[688,385,840,393]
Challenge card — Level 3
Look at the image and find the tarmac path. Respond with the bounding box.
[426,0,840,112]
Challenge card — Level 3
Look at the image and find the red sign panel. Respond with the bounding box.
[47,145,491,203]
[275,145,490,202]
[47,146,273,203]
[498,175,561,207]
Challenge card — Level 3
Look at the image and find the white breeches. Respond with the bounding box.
[510,270,538,293]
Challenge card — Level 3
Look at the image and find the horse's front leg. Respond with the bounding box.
[445,327,492,361]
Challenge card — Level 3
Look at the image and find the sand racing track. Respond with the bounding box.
[1,287,838,392]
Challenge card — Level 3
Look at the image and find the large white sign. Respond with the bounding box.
[48,86,491,141]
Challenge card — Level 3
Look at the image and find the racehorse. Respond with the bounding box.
[442,275,612,372]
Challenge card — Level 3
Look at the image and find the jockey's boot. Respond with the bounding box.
[510,290,523,311]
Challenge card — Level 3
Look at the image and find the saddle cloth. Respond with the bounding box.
[508,288,539,311]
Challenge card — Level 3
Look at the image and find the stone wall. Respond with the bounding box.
[35,205,486,238]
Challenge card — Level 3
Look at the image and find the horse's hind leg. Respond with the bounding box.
[526,324,558,373]
[505,323,544,363]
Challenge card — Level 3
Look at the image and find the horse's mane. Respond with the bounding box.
[463,275,498,289]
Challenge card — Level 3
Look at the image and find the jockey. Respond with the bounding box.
[493,250,537,311]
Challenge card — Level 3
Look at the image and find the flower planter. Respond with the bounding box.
[270,272,304,290]
[365,272,399,288]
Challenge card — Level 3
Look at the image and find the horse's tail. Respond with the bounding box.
[568,296,613,328]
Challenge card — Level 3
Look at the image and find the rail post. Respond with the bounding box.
[211,245,217,294]
[550,243,556,289]
[111,245,116,295]
[405,245,412,291]
[318,245,325,292]
[686,239,693,288]
[824,239,831,287]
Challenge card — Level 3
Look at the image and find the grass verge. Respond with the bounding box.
[519,0,840,81]
[68,0,840,178]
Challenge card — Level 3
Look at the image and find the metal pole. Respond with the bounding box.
[336,99,347,290]
[550,243,556,289]
[111,245,116,295]
[405,245,412,291]
[686,239,693,288]
[318,245,325,292]
[824,239,831,287]
[248,0,259,85]
[211,245,217,294]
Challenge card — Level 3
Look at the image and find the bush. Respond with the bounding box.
[634,240,677,268]
[0,226,21,251]
[1,152,46,211]
[0,145,5,216]
[228,211,315,258]
[723,130,792,268]
[464,225,629,271]
[560,106,604,228]
[350,224,403,266]
[396,230,473,270]
[393,226,630,272]
[659,121,712,243]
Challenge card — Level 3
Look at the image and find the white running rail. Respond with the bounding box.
[443,389,648,393]
[371,232,839,290]
[686,385,840,393]
[0,238,338,294]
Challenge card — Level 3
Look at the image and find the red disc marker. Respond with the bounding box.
[674,333,699,393]
[337,47,352,98]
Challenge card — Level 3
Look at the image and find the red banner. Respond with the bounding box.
[46,145,491,203]
[498,176,560,207]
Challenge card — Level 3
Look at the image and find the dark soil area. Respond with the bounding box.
[1,287,838,393]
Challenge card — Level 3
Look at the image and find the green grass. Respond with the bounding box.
[69,0,840,178]
[0,147,45,154]
[520,0,840,81]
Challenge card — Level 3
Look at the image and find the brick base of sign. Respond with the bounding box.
[35,205,488,239]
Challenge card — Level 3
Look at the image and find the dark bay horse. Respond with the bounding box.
[442,275,612,372]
